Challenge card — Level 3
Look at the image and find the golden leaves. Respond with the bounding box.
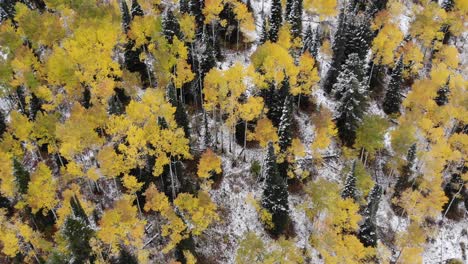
[197,149,222,178]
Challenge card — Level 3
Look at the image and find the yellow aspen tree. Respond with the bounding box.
[0,209,20,257]
[144,183,188,253]
[293,51,320,107]
[197,149,222,179]
[97,195,146,253]
[0,151,15,198]
[371,22,404,65]
[304,0,337,19]
[26,162,58,215]
[232,1,256,43]
[174,191,219,235]
[410,2,447,48]
[250,118,279,149]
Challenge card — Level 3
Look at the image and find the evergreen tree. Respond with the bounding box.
[394,143,417,200]
[278,96,293,152]
[358,184,382,247]
[323,7,347,93]
[435,78,450,106]
[263,79,289,127]
[70,195,89,225]
[168,83,190,139]
[344,16,372,60]
[341,161,358,201]
[162,9,182,43]
[0,110,6,138]
[287,0,302,39]
[180,0,190,14]
[260,17,269,44]
[303,24,320,58]
[335,68,369,146]
[190,0,204,34]
[117,248,138,264]
[62,217,94,264]
[14,159,30,195]
[81,87,91,109]
[235,119,245,146]
[108,94,125,115]
[441,0,454,11]
[332,53,367,99]
[262,142,289,236]
[365,0,388,18]
[131,0,144,17]
[119,0,131,33]
[285,0,294,20]
[383,56,404,115]
[29,93,42,120]
[269,0,282,42]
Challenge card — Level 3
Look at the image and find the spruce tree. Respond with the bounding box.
[269,0,282,42]
[358,184,382,247]
[190,0,204,34]
[278,96,293,152]
[285,0,294,20]
[332,53,367,100]
[341,161,358,201]
[62,217,94,264]
[435,78,450,106]
[131,0,144,17]
[119,0,131,33]
[262,142,289,236]
[323,7,347,93]
[394,143,417,199]
[14,159,30,195]
[117,248,139,264]
[344,16,372,61]
[263,78,289,127]
[260,17,269,44]
[441,0,454,11]
[168,83,190,139]
[0,110,6,138]
[336,68,369,146]
[162,9,182,43]
[365,0,388,18]
[303,24,320,58]
[180,0,190,14]
[382,56,404,115]
[70,195,89,224]
[287,0,302,39]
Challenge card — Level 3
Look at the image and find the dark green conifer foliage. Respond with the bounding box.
[269,0,283,42]
[302,24,320,58]
[0,110,6,138]
[119,0,131,32]
[14,159,30,195]
[341,161,358,201]
[117,248,138,264]
[163,9,182,43]
[262,142,289,236]
[278,96,293,152]
[383,56,404,115]
[62,217,94,264]
[260,17,269,44]
[180,0,190,14]
[358,184,382,247]
[435,78,450,106]
[287,0,302,39]
[131,0,144,17]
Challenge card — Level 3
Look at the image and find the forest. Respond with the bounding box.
[0,0,467,263]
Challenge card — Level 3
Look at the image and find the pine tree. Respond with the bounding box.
[262,142,289,236]
[365,0,388,18]
[332,53,367,99]
[180,0,190,14]
[335,68,369,147]
[383,56,404,115]
[13,159,30,195]
[341,161,358,201]
[287,0,302,39]
[263,79,289,127]
[117,248,139,264]
[394,143,417,196]
[131,0,144,17]
[119,0,131,33]
[302,24,320,58]
[269,0,283,42]
[323,7,347,93]
[0,110,6,138]
[278,96,293,152]
[260,17,269,44]
[435,78,450,106]
[190,0,204,34]
[62,216,94,264]
[168,83,190,139]
[163,9,182,43]
[344,16,372,61]
[358,184,382,247]
[441,0,454,11]
[70,195,89,224]
[285,0,294,20]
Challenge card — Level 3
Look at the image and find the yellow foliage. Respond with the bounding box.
[372,23,404,65]
[122,174,144,194]
[292,52,320,96]
[239,96,264,122]
[251,118,279,148]
[304,0,337,19]
[0,152,14,198]
[174,191,219,235]
[197,149,222,178]
[26,162,58,214]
